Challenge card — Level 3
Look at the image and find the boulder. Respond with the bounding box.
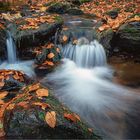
[112,21,140,56]
[3,83,100,139]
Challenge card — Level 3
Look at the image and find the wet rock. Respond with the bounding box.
[6,16,63,60]
[112,21,140,56]
[67,8,84,15]
[98,28,114,56]
[0,28,7,60]
[47,2,71,14]
[106,9,118,19]
[4,84,100,139]
[35,43,62,76]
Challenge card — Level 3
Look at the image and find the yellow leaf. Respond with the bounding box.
[45,111,56,128]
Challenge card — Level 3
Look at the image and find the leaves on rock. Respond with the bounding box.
[45,111,56,128]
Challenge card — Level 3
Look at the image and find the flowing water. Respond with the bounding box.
[42,36,140,139]
[0,31,34,77]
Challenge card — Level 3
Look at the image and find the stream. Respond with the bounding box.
[0,14,140,139]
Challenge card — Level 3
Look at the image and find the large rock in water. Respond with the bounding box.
[3,83,99,139]
[112,21,140,55]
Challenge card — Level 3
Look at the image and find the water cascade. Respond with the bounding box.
[62,37,107,68]
[6,31,17,64]
[42,37,140,139]
[0,31,34,77]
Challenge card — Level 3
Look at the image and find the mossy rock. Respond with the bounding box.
[112,21,140,55]
[47,2,72,14]
[4,83,100,139]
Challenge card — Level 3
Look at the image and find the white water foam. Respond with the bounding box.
[42,38,140,139]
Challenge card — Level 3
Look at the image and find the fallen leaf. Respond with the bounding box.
[32,102,50,110]
[0,82,5,88]
[64,113,78,122]
[88,128,93,133]
[62,35,68,43]
[17,101,28,108]
[0,91,8,99]
[45,111,56,128]
[28,83,40,92]
[73,113,81,121]
[6,103,15,110]
[47,53,55,59]
[36,88,49,97]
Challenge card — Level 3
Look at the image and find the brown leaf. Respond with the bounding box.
[45,111,56,128]
[0,91,8,99]
[36,88,49,97]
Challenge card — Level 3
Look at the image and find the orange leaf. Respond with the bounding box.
[0,91,8,99]
[47,53,55,59]
[6,103,15,110]
[62,35,68,43]
[43,61,54,66]
[0,100,4,105]
[0,82,5,88]
[73,113,81,121]
[45,111,56,128]
[17,101,28,108]
[28,83,40,92]
[64,113,77,122]
[32,102,50,110]
[36,88,49,97]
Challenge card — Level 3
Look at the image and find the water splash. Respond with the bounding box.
[62,37,107,68]
[42,39,140,139]
[6,31,17,64]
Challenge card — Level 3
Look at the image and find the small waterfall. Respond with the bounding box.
[6,31,17,64]
[62,37,106,68]
[0,31,35,77]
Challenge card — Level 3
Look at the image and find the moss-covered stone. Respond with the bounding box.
[4,84,100,139]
